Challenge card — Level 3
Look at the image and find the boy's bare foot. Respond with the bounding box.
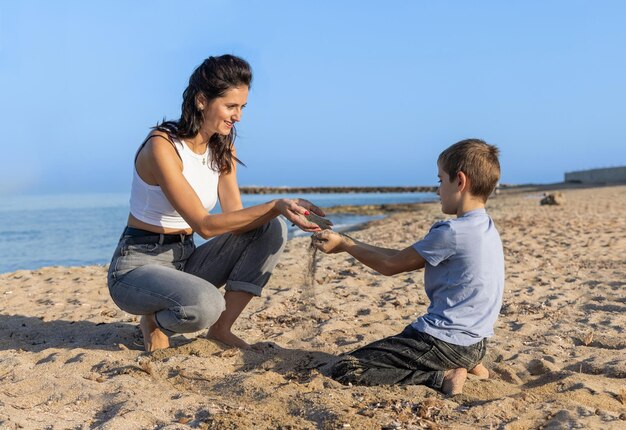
[139,314,169,352]
[442,368,468,395]
[469,362,490,379]
[207,324,252,350]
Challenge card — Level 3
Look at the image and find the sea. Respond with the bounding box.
[0,192,437,274]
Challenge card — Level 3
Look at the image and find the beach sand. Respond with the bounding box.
[1,184,625,429]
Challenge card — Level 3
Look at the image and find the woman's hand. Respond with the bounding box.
[293,198,326,218]
[274,198,326,232]
[311,230,347,254]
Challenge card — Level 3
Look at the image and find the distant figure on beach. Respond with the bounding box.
[312,139,504,395]
[107,55,325,352]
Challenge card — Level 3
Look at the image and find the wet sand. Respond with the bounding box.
[1,184,625,429]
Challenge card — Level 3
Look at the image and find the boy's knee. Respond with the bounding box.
[331,356,366,385]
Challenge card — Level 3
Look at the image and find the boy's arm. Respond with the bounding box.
[345,237,398,257]
[312,231,425,276]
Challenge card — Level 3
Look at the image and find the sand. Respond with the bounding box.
[1,184,625,429]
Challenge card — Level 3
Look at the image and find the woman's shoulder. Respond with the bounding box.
[146,129,177,145]
[139,130,182,161]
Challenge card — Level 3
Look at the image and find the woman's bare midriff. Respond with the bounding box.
[127,213,194,236]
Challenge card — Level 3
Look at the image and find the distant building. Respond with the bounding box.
[564,166,626,184]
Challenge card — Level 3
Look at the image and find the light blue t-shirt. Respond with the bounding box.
[411,208,504,346]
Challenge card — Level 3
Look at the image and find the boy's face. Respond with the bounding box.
[437,162,460,215]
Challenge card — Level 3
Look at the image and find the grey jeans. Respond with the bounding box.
[331,325,486,390]
[107,218,287,334]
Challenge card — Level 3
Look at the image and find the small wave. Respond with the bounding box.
[0,230,42,240]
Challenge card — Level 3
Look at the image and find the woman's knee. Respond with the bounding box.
[265,217,288,250]
[181,287,226,332]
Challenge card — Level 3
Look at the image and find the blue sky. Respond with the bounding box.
[1,1,624,194]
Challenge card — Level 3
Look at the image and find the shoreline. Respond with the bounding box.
[0,196,440,274]
[0,181,614,274]
[0,182,601,273]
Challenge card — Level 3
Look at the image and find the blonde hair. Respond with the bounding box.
[438,139,501,201]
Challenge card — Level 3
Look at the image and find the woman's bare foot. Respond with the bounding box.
[139,314,169,352]
[205,291,258,350]
[442,368,468,395]
[469,362,490,379]
[207,324,252,349]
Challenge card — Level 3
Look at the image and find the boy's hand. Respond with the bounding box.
[311,230,346,254]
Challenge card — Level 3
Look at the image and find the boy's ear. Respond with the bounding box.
[457,171,469,192]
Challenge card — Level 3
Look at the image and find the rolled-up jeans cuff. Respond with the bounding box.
[225,280,263,297]
[431,370,445,390]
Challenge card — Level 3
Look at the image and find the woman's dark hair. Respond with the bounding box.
[155,55,252,174]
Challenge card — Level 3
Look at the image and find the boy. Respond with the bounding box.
[312,139,504,395]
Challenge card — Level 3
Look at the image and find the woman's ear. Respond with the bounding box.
[196,94,206,111]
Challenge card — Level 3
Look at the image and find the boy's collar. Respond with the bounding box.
[458,207,487,217]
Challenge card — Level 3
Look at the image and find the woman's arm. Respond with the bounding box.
[140,135,321,239]
[217,147,244,213]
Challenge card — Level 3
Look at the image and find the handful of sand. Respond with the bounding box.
[289,212,332,233]
[304,212,333,230]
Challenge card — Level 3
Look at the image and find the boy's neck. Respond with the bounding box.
[456,194,486,217]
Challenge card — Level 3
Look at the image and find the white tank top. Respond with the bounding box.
[129,138,220,229]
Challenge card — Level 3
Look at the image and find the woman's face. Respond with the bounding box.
[202,85,249,136]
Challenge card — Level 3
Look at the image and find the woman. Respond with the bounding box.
[107,55,324,352]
